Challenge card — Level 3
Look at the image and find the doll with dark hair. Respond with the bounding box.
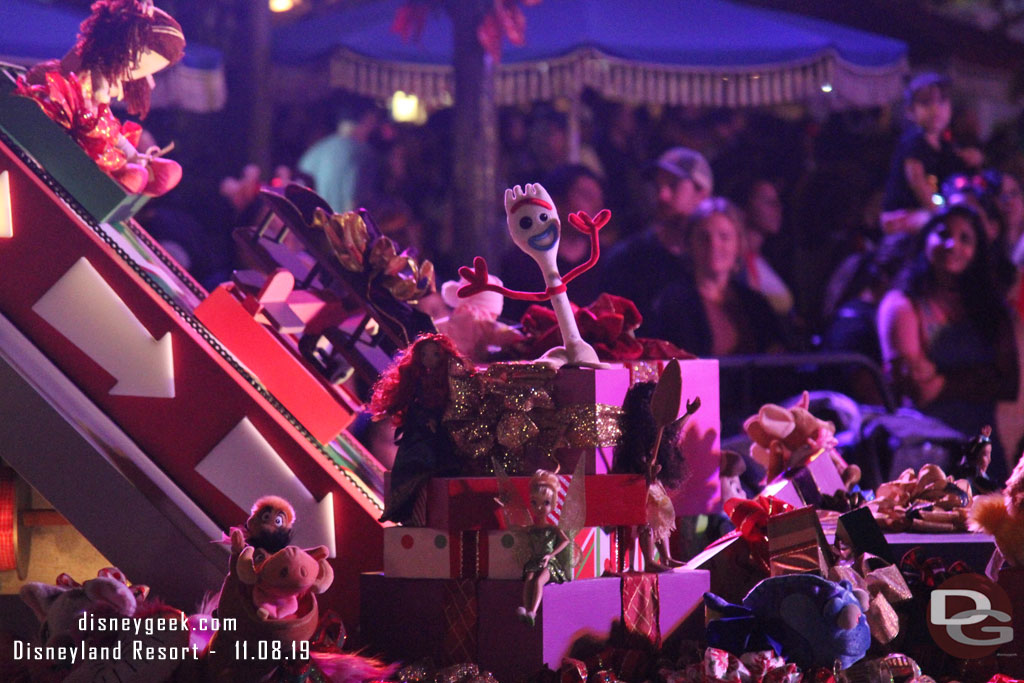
[719,450,748,505]
[17,0,185,196]
[243,496,295,554]
[369,333,474,525]
[66,0,186,119]
[216,495,295,563]
[613,380,699,571]
[953,426,1001,495]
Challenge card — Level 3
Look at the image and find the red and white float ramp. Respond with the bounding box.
[0,132,385,627]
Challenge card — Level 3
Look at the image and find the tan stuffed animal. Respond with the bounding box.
[969,456,1024,569]
[743,391,839,482]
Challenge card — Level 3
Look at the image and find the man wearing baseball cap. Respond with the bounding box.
[653,147,714,220]
[600,146,713,328]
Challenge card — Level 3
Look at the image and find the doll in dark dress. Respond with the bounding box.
[953,425,1001,495]
[369,334,474,525]
[613,380,699,571]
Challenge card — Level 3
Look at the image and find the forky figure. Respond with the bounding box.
[458,183,610,368]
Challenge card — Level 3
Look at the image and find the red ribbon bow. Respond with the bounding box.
[515,293,694,361]
[725,496,795,545]
[899,547,972,590]
[704,496,795,574]
[16,72,128,172]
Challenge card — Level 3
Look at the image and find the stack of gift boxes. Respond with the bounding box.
[360,362,720,681]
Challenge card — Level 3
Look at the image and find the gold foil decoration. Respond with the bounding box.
[445,369,481,421]
[442,362,623,474]
[866,592,900,645]
[316,208,366,272]
[395,660,430,682]
[769,542,830,577]
[869,464,971,532]
[313,207,435,302]
[561,403,622,447]
[496,412,539,450]
[863,563,913,604]
[625,360,661,385]
[435,663,481,683]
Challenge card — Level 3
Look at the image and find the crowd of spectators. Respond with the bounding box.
[147,78,1024,474]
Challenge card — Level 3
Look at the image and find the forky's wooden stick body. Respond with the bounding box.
[457,183,610,368]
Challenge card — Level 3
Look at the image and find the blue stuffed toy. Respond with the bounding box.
[704,574,871,670]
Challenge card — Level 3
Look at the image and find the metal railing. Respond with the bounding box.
[716,351,896,416]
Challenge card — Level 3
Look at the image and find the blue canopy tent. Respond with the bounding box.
[0,0,226,113]
[274,0,908,110]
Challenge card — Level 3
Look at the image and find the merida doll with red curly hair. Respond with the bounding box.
[370,333,474,525]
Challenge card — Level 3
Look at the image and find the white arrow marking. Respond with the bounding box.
[195,418,336,557]
[0,171,12,238]
[32,257,174,398]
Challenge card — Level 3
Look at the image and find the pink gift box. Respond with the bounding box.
[622,360,722,516]
[553,366,631,474]
[553,360,722,514]
[477,570,709,680]
[359,569,709,682]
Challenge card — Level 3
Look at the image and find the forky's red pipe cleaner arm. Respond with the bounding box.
[456,183,611,368]
[457,257,552,301]
[456,210,609,301]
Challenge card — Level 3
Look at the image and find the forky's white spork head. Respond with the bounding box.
[505,183,561,273]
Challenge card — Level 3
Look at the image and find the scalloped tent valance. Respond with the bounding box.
[276,0,908,110]
[330,46,905,109]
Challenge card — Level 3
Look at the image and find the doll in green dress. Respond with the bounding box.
[495,457,586,627]
[518,469,571,624]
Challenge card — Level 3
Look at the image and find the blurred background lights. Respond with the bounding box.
[269,0,296,13]
[390,91,427,124]
[820,82,833,93]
